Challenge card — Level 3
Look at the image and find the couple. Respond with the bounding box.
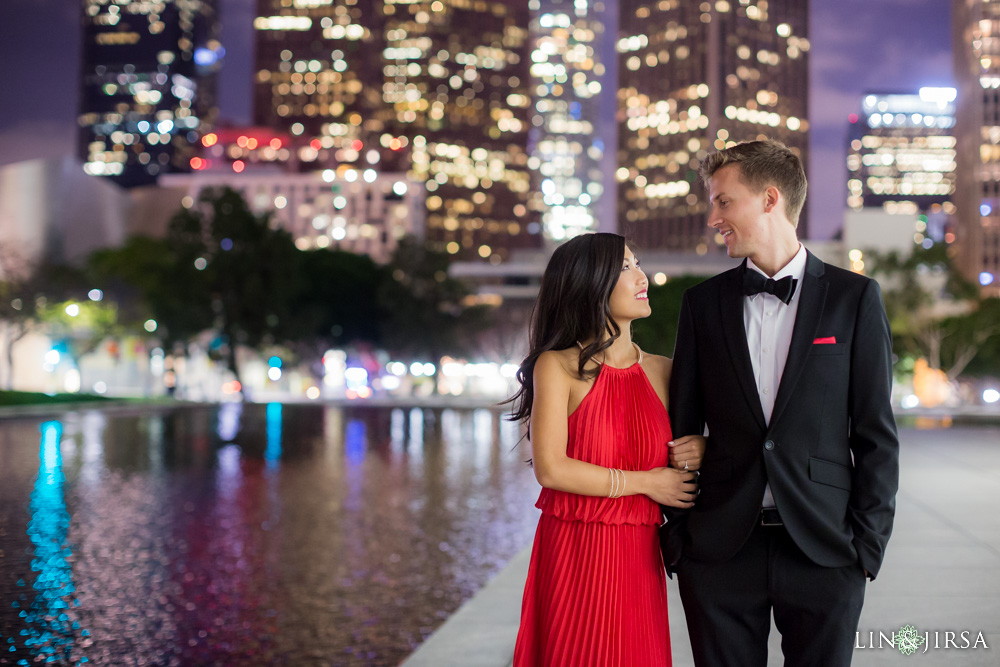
[509,140,900,666]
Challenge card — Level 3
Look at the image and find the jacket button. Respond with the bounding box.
[764,440,775,451]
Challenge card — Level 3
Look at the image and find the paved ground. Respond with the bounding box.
[403,424,1000,666]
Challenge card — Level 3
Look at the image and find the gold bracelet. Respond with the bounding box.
[608,467,616,498]
[620,469,627,497]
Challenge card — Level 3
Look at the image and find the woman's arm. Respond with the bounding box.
[530,351,696,507]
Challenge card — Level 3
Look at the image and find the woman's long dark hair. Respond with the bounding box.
[504,233,627,437]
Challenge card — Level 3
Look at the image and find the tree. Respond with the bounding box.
[632,275,706,357]
[36,297,119,372]
[377,236,493,378]
[171,187,302,387]
[867,243,1000,380]
[88,234,213,349]
[285,248,386,363]
[0,247,40,389]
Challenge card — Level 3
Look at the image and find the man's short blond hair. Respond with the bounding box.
[700,140,807,227]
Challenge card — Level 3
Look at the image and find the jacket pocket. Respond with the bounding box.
[809,342,847,356]
[809,456,852,490]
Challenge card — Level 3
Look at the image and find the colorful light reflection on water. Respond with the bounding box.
[0,405,539,665]
[6,422,89,665]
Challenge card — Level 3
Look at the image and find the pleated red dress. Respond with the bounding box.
[513,353,673,666]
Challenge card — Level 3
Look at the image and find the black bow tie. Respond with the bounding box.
[743,270,798,305]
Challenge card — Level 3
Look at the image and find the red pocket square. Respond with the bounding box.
[813,336,837,345]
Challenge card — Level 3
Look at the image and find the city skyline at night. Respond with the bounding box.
[954,0,1000,292]
[846,88,956,243]
[0,0,954,242]
[249,0,537,261]
[527,0,618,240]
[616,0,808,252]
[77,0,224,187]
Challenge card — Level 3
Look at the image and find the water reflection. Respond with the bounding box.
[13,422,87,665]
[264,402,282,469]
[0,404,538,666]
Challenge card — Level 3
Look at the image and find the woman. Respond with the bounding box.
[509,233,703,666]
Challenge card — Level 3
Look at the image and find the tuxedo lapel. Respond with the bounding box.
[720,261,768,431]
[770,252,828,426]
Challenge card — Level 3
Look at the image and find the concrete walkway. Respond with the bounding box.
[403,425,1000,666]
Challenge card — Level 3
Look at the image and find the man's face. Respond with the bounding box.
[706,164,770,260]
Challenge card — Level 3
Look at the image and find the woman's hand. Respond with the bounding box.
[669,435,705,471]
[641,467,698,508]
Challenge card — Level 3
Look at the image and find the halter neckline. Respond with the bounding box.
[575,341,644,369]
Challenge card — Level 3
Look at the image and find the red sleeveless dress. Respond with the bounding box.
[513,358,673,666]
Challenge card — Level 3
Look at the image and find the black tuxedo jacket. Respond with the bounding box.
[663,251,899,580]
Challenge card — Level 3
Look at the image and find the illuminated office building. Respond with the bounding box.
[78,0,222,187]
[192,126,297,173]
[161,168,424,263]
[253,0,535,261]
[846,89,956,241]
[617,0,809,251]
[527,0,617,240]
[953,0,1000,292]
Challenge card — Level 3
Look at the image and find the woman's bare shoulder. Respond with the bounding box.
[641,352,672,379]
[535,348,581,379]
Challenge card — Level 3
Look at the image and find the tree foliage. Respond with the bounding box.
[86,189,490,390]
[866,243,1000,379]
[632,275,706,357]
[377,236,491,363]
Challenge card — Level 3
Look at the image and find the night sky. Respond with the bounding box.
[0,0,953,240]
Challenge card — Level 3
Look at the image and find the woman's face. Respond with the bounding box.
[608,246,650,324]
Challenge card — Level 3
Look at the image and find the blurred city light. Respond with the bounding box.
[88,289,103,301]
[344,367,369,390]
[306,386,321,400]
[267,367,282,381]
[64,369,81,393]
[65,304,80,317]
[323,350,347,389]
[901,394,920,409]
[918,86,958,107]
[980,272,995,286]
[144,319,158,332]
[984,389,1000,404]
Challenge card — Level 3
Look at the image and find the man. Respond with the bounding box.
[663,140,899,666]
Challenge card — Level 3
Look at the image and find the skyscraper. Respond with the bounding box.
[617,0,809,252]
[527,0,618,240]
[253,0,536,261]
[78,0,222,187]
[846,89,957,241]
[953,0,1000,292]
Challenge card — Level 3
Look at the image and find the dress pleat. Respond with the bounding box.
[514,361,673,666]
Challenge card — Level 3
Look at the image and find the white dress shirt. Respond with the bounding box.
[744,243,807,509]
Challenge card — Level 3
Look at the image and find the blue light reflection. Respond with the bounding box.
[14,421,88,665]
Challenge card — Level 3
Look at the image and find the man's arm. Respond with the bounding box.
[669,290,705,435]
[661,290,705,575]
[847,279,900,581]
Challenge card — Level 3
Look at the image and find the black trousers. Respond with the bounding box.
[677,521,866,667]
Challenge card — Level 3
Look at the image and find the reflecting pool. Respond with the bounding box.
[0,404,540,666]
